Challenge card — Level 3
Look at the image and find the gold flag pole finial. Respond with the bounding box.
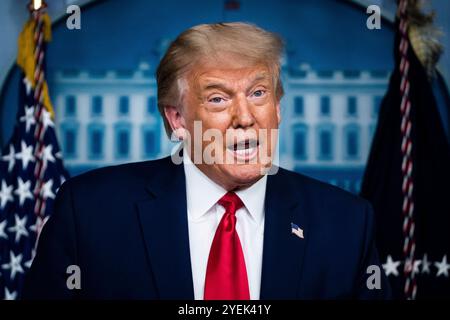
[28,0,47,12]
[19,0,55,117]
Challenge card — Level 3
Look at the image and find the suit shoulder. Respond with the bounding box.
[61,156,172,193]
[275,167,371,211]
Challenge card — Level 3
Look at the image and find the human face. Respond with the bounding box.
[167,57,281,191]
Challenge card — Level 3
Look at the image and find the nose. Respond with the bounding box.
[231,94,256,129]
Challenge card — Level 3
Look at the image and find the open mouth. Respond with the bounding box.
[226,138,259,161]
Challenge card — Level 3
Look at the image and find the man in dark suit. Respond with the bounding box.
[23,22,390,300]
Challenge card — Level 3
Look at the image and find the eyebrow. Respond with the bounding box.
[201,73,271,92]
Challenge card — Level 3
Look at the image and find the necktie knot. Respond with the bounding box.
[218,192,244,215]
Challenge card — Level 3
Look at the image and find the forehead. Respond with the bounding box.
[188,58,273,90]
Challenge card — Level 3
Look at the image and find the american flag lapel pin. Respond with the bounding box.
[291,222,304,239]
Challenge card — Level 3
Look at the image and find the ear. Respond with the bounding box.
[164,105,187,139]
[276,101,281,125]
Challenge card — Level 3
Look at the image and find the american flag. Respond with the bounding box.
[291,223,304,239]
[0,5,69,300]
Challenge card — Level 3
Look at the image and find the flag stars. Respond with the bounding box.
[384,253,450,278]
[41,109,55,132]
[412,259,422,276]
[19,105,36,133]
[59,174,66,186]
[435,255,450,277]
[0,219,8,240]
[15,141,35,170]
[0,180,14,209]
[383,255,401,277]
[22,77,32,96]
[7,214,29,243]
[1,251,24,281]
[56,175,67,194]
[421,254,431,274]
[29,215,49,235]
[40,179,55,200]
[4,287,18,301]
[24,249,36,269]
[40,145,56,168]
[14,177,33,206]
[2,145,16,172]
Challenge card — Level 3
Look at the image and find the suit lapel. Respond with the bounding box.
[136,159,194,299]
[260,169,310,299]
[135,159,309,299]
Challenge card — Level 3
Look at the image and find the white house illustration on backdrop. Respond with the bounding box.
[51,56,389,193]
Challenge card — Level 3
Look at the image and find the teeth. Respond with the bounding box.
[233,147,256,156]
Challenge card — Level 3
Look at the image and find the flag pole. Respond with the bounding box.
[397,0,417,300]
[25,0,51,237]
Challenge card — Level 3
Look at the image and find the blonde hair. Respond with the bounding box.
[156,22,284,136]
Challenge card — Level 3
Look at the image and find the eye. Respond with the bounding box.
[252,89,266,98]
[209,96,224,104]
[205,94,230,110]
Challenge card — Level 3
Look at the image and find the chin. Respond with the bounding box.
[223,164,265,188]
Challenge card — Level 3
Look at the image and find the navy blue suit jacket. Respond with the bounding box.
[23,156,391,299]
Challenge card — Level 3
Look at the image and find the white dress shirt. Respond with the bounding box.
[183,152,267,300]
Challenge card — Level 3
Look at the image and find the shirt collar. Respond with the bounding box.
[183,151,267,224]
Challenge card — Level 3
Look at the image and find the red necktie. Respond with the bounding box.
[204,192,250,300]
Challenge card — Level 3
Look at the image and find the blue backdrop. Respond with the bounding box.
[0,0,434,194]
